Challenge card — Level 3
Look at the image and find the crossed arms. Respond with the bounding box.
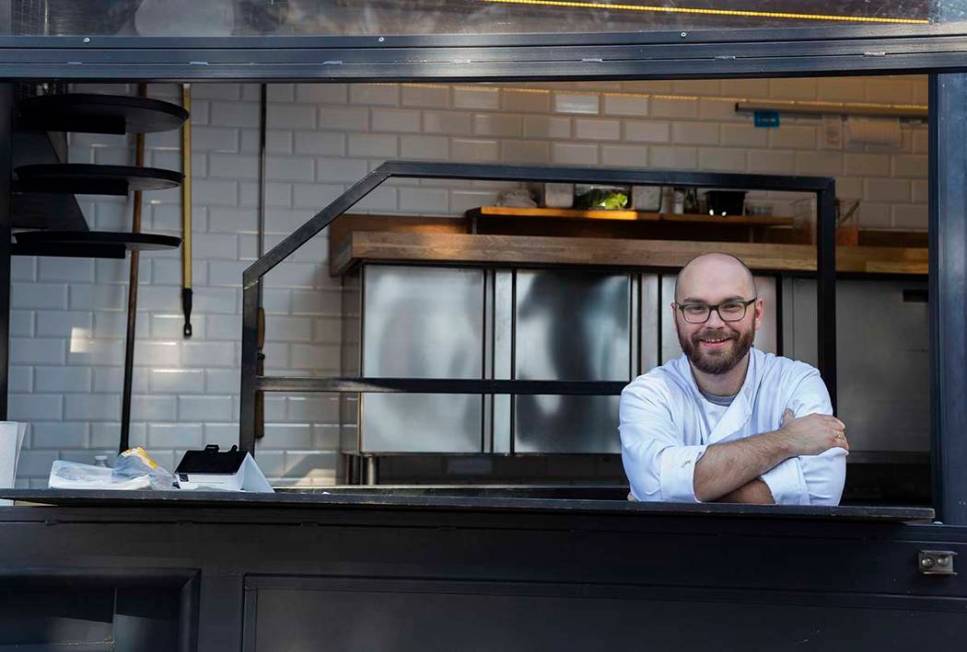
[619,378,849,506]
[694,410,848,504]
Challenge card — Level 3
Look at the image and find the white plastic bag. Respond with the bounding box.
[49,461,150,490]
[114,447,177,490]
[48,448,176,491]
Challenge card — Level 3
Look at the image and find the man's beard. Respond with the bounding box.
[677,324,755,375]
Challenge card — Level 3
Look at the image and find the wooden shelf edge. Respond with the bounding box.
[469,205,794,226]
[330,231,928,277]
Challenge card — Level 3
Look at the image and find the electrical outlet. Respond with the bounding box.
[821,115,843,149]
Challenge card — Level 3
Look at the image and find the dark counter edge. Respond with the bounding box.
[0,489,936,523]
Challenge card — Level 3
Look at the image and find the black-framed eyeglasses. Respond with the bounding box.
[674,298,757,324]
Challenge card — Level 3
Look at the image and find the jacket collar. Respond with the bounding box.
[676,348,764,444]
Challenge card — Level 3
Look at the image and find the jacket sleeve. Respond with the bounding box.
[760,366,847,506]
[619,380,706,503]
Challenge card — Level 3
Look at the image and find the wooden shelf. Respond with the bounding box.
[331,231,927,278]
[469,206,659,221]
[468,206,794,227]
[660,212,795,226]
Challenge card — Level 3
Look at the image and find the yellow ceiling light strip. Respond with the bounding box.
[483,0,929,25]
[395,82,928,112]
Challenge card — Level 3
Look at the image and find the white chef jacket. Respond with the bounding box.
[619,347,846,505]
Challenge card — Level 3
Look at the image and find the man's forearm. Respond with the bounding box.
[693,430,793,502]
[715,478,775,504]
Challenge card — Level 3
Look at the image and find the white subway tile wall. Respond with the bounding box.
[11,77,928,487]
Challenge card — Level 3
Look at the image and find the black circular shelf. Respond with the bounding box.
[14,230,181,255]
[18,93,189,134]
[15,164,183,196]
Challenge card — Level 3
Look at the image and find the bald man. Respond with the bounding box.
[619,253,848,505]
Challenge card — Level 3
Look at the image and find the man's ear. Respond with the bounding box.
[753,297,765,329]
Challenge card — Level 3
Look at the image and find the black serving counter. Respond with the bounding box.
[0,488,937,522]
[0,489,962,651]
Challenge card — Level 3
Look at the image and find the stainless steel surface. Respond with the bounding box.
[339,269,361,453]
[365,456,378,486]
[341,263,834,460]
[493,271,514,454]
[630,274,640,377]
[755,276,779,355]
[361,392,483,453]
[513,270,630,454]
[640,274,660,373]
[362,265,485,379]
[360,265,485,453]
[482,270,494,453]
[660,274,778,364]
[785,278,929,453]
[514,394,623,453]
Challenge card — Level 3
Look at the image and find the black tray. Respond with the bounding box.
[15,163,183,195]
[18,93,188,134]
[14,230,181,259]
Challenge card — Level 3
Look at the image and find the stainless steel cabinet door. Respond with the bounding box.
[513,270,631,454]
[784,278,929,454]
[360,265,485,453]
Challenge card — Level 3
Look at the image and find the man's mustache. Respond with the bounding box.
[693,329,737,342]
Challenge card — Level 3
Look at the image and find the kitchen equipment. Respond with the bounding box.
[632,185,662,211]
[542,183,574,208]
[705,190,747,216]
[573,184,629,209]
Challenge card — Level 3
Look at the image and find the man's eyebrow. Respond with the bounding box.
[678,295,747,304]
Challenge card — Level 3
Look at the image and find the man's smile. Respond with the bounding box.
[695,332,736,349]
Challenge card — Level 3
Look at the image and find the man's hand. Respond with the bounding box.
[779,409,849,456]
[693,409,848,502]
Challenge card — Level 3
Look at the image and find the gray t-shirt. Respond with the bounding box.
[699,388,736,407]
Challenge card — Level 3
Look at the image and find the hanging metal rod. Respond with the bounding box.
[119,82,147,453]
[735,100,927,120]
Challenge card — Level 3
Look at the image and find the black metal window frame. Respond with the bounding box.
[2,20,967,81]
[0,25,963,521]
[238,161,838,463]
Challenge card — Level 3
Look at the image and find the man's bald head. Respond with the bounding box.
[674,253,756,303]
[673,253,760,376]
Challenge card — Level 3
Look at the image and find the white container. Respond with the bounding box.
[632,185,662,211]
[542,183,574,208]
[672,188,685,214]
[0,422,26,505]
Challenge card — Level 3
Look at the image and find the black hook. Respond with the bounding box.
[181,287,193,338]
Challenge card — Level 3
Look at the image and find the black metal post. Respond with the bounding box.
[0,84,12,420]
[240,167,394,451]
[929,73,967,525]
[816,183,837,411]
[240,283,259,454]
[254,84,267,442]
